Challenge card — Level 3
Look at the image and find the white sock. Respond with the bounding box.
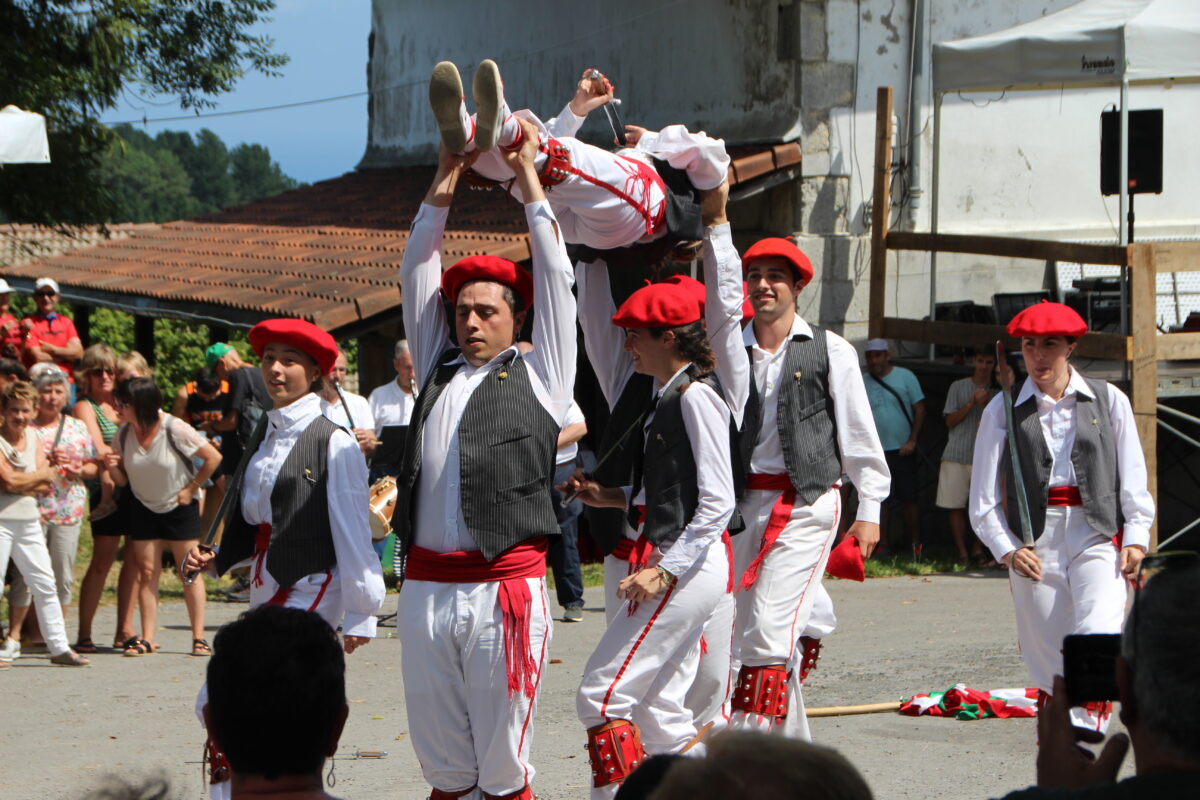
[496,100,522,148]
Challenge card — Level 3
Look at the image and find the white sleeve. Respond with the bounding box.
[326,428,386,638]
[368,387,385,436]
[657,384,735,577]
[636,125,731,191]
[523,201,577,421]
[969,395,1024,561]
[545,103,586,139]
[1107,384,1155,549]
[400,203,454,385]
[702,222,748,428]
[576,259,635,410]
[825,333,890,524]
[352,395,375,433]
[564,400,586,427]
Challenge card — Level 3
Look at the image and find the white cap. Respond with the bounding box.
[34,277,59,294]
[864,338,889,352]
[0,279,12,294]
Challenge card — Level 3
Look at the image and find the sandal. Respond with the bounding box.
[50,650,91,667]
[73,638,98,654]
[122,637,153,657]
[192,638,212,657]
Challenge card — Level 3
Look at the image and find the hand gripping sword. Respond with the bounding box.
[585,69,627,147]
[996,341,1035,549]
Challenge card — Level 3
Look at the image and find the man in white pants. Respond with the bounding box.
[719,238,891,740]
[393,117,576,800]
[429,59,730,252]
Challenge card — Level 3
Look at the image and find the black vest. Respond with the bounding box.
[217,415,340,589]
[586,372,656,555]
[1004,373,1123,539]
[627,368,742,547]
[736,327,843,504]
[392,349,560,572]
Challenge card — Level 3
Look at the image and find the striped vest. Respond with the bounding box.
[217,415,340,588]
[1004,373,1123,539]
[393,348,560,569]
[736,327,842,505]
[585,372,655,555]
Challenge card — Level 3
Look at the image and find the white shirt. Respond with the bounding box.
[241,393,386,637]
[737,315,891,525]
[119,413,208,514]
[969,369,1155,560]
[320,391,374,434]
[628,363,736,577]
[401,201,576,554]
[368,379,416,435]
[557,400,586,466]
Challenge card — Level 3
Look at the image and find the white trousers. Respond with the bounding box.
[397,577,552,798]
[9,521,81,609]
[0,517,70,655]
[1009,506,1126,732]
[578,541,728,800]
[729,487,841,740]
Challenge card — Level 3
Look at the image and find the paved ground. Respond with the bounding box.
[3,570,1134,799]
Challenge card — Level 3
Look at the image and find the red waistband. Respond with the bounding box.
[1047,487,1082,506]
[405,538,548,583]
[745,473,795,492]
[612,533,654,565]
[254,523,272,552]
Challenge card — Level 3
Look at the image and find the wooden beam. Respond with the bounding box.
[1155,332,1200,361]
[1145,240,1200,273]
[879,316,1131,360]
[886,231,1130,266]
[868,86,893,339]
[1129,245,1159,549]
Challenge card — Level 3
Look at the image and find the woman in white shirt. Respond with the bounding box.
[969,301,1154,733]
[0,381,89,666]
[106,377,221,656]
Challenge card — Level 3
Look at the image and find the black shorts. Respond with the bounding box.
[884,450,919,504]
[88,483,131,537]
[128,494,202,542]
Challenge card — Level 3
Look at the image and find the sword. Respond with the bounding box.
[332,377,357,430]
[996,341,1036,550]
[585,69,626,147]
[182,412,268,585]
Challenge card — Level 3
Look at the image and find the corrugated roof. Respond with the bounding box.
[0,143,801,334]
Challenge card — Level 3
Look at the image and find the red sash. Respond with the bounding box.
[740,474,797,591]
[406,539,548,699]
[1047,486,1082,506]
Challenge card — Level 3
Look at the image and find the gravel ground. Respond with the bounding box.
[2,570,1133,799]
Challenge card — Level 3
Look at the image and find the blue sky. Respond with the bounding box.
[101,0,372,185]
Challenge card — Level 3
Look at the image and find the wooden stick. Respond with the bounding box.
[806,701,901,718]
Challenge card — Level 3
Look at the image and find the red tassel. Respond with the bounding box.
[498,577,537,699]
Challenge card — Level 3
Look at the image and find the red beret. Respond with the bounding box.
[663,274,706,312]
[612,282,701,329]
[1006,300,1088,339]
[442,255,533,312]
[249,318,339,375]
[825,535,865,582]
[743,237,814,286]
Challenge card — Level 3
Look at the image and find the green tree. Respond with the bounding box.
[158,129,235,212]
[99,139,201,222]
[230,143,298,205]
[0,0,286,227]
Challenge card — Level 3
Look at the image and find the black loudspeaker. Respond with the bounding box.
[1100,109,1163,196]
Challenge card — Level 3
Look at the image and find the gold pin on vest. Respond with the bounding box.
[794,371,803,381]
[498,370,509,381]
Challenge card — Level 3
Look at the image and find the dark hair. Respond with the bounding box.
[193,368,222,396]
[614,754,683,800]
[207,606,346,780]
[114,377,162,429]
[970,345,996,360]
[0,358,28,381]
[647,321,715,378]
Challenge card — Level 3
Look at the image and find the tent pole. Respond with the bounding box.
[1119,79,1130,385]
[928,92,942,361]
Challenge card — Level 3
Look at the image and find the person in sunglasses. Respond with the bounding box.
[970,301,1155,734]
[20,278,83,392]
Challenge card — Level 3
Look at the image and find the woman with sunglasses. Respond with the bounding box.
[72,344,139,652]
[970,301,1155,732]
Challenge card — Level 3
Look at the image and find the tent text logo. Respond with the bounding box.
[1081,55,1117,74]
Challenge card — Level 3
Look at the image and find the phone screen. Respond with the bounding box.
[1062,633,1122,705]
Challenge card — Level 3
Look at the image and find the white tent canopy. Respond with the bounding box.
[933,0,1200,93]
[0,106,50,164]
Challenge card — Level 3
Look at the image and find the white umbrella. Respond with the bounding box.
[0,105,50,164]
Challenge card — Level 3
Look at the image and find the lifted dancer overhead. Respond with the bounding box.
[428,59,730,253]
[393,119,577,800]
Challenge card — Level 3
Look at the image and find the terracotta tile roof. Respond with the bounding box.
[0,143,800,335]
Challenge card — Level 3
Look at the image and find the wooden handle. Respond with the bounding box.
[805,701,901,718]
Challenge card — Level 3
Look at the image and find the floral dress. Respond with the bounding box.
[33,415,95,526]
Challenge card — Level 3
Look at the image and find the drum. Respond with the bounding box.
[367,476,398,542]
